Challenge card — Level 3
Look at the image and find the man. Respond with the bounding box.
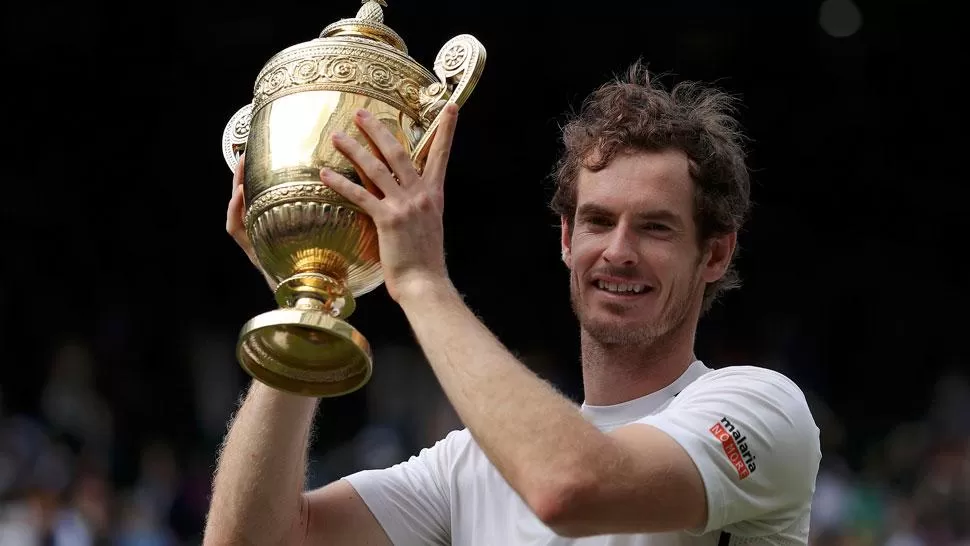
[205,63,821,545]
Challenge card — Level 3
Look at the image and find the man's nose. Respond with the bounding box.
[602,228,638,266]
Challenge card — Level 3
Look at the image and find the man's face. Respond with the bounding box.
[562,149,734,346]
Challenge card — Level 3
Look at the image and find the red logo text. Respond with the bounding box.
[709,417,757,480]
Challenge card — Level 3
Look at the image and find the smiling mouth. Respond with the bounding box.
[593,280,652,295]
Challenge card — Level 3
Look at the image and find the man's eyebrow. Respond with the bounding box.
[576,204,685,228]
[634,209,684,228]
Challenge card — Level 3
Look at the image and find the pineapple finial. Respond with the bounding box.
[356,0,387,22]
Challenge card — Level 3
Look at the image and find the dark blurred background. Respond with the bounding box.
[1,0,967,544]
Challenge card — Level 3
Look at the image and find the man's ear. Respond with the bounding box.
[701,232,737,283]
[560,216,572,266]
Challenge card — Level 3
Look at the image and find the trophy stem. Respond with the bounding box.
[294,296,327,310]
[236,271,373,397]
[274,272,357,319]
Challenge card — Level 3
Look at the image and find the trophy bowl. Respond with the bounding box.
[221,0,486,397]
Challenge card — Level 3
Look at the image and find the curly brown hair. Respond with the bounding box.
[551,61,752,313]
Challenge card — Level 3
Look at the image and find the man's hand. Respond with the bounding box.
[321,104,459,303]
[225,153,276,291]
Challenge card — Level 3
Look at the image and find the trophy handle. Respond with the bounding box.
[222,103,253,172]
[411,34,487,173]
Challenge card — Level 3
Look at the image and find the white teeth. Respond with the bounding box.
[596,280,646,294]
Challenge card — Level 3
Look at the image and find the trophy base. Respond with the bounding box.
[236,306,373,397]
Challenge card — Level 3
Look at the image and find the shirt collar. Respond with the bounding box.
[580,360,711,429]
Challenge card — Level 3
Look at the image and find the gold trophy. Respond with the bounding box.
[220,0,486,397]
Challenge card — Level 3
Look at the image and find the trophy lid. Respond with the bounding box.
[320,0,408,55]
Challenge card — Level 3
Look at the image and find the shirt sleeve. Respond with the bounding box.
[637,366,821,536]
[342,429,467,546]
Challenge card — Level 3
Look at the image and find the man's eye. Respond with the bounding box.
[582,216,613,228]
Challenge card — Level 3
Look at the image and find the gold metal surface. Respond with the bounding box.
[220,0,486,397]
[237,301,373,397]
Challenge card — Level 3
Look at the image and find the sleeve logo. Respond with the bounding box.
[709,417,757,480]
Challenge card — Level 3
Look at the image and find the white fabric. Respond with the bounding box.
[344,361,820,545]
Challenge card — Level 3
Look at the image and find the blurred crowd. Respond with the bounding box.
[0,336,967,546]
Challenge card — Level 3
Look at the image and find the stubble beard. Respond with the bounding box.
[570,269,703,349]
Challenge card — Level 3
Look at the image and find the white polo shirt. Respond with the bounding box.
[344,361,821,545]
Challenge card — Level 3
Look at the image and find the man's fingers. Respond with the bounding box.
[226,183,246,236]
[320,167,382,217]
[332,132,405,201]
[422,104,459,188]
[354,109,418,188]
[232,153,246,193]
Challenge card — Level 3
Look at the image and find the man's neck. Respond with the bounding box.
[579,322,698,406]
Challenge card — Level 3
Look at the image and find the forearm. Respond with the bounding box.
[398,281,608,512]
[205,381,319,545]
